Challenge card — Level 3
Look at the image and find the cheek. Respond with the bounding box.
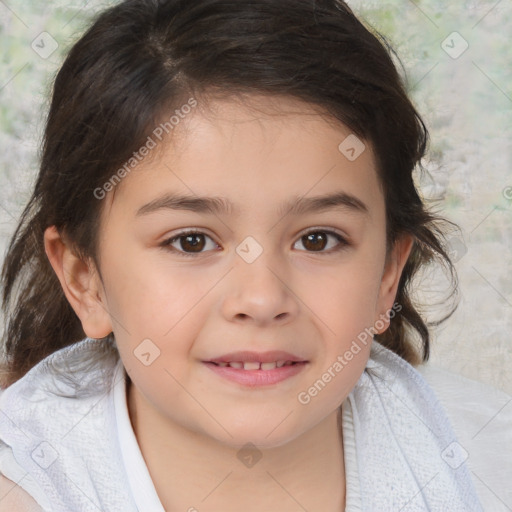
[116,319,200,422]
[297,251,383,394]
[102,245,211,335]
[100,252,211,391]
[304,255,384,332]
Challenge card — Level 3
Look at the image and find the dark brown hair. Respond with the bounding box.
[1,0,458,387]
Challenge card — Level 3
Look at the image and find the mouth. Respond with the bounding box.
[202,359,309,387]
[206,360,304,370]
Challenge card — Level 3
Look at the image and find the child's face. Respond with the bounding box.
[89,95,411,447]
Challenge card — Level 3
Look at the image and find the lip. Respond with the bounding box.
[203,360,308,387]
[206,350,307,364]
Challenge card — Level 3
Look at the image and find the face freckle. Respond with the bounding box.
[93,94,402,449]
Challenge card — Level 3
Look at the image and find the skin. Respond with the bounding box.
[0,474,43,512]
[44,94,413,512]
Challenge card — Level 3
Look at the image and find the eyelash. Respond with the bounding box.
[160,228,350,258]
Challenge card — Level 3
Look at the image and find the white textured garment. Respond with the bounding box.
[0,337,492,511]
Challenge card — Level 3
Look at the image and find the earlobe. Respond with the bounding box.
[375,234,414,334]
[43,226,113,339]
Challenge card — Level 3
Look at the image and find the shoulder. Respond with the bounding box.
[416,363,512,450]
[0,473,44,512]
[416,363,512,509]
[0,338,120,403]
[416,363,512,431]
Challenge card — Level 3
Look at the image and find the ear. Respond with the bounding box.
[43,226,113,339]
[374,234,414,334]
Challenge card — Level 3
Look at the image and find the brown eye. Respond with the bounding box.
[294,230,348,253]
[302,232,328,251]
[161,230,218,257]
[178,233,206,253]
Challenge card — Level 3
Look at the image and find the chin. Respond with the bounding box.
[209,420,305,451]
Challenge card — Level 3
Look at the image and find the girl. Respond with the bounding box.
[0,0,497,510]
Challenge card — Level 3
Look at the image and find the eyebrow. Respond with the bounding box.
[135,191,369,218]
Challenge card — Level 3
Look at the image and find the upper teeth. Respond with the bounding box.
[216,361,295,370]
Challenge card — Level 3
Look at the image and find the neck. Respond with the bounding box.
[127,377,346,512]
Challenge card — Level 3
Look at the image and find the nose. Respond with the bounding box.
[220,246,299,326]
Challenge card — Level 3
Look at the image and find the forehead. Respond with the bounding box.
[103,94,383,221]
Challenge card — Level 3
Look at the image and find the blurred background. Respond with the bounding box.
[0,0,511,393]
